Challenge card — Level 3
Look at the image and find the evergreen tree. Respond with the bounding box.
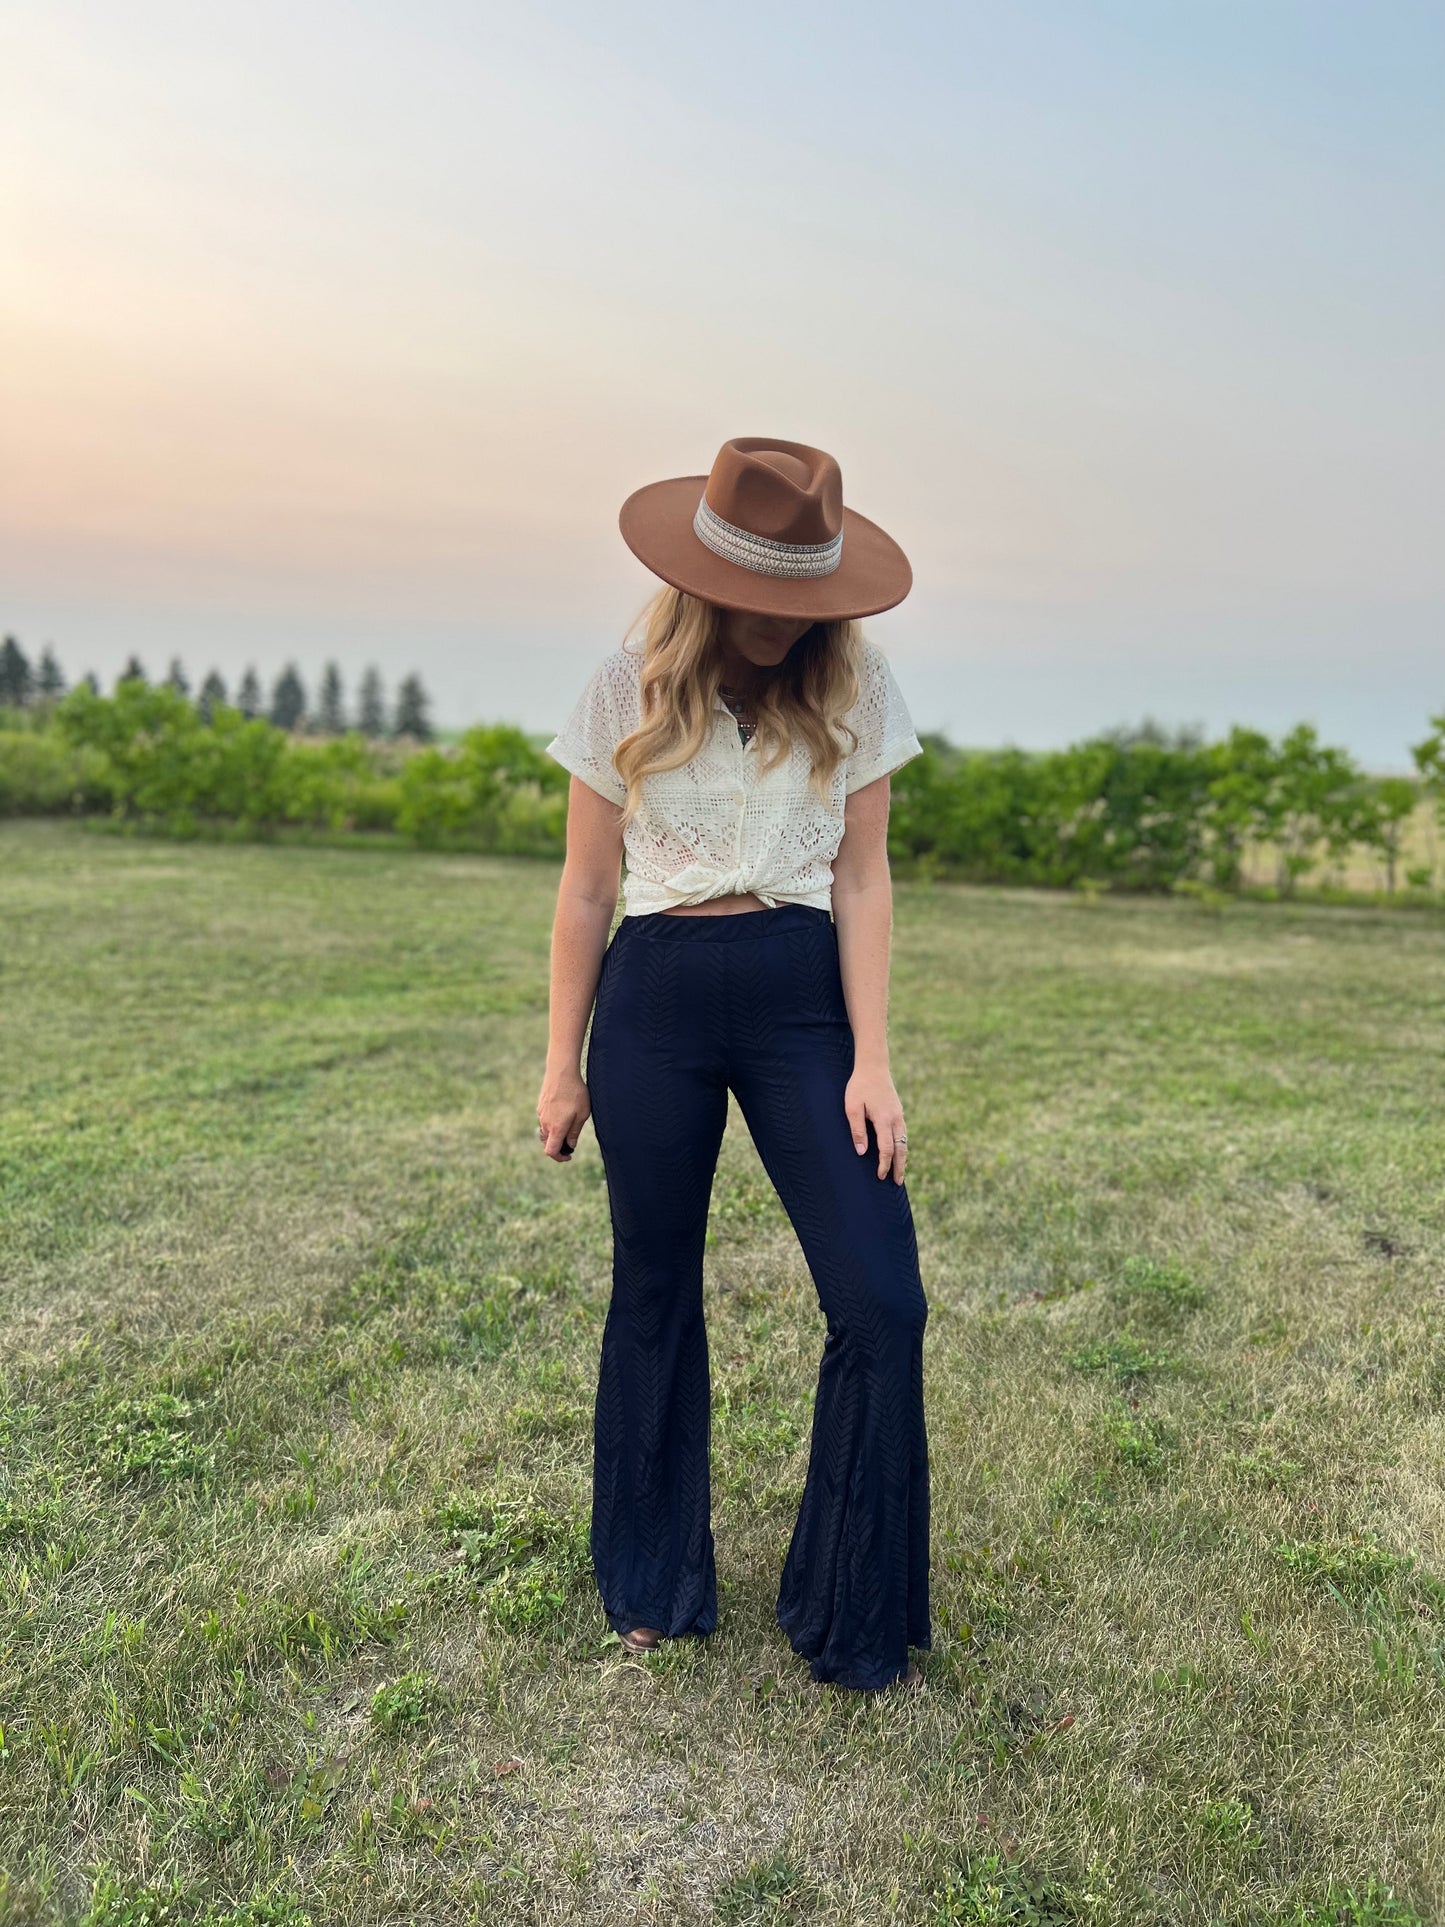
[0,636,33,706]
[1099,715,1206,752]
[237,667,262,720]
[198,670,228,722]
[358,665,386,737]
[269,663,307,732]
[119,655,148,686]
[393,672,434,742]
[78,671,101,695]
[37,646,66,699]
[165,657,191,698]
[317,661,346,735]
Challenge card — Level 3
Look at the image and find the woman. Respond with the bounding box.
[535,436,931,1693]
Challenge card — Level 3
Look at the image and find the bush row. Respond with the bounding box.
[3,680,1442,897]
[3,682,567,854]
[891,723,1437,895]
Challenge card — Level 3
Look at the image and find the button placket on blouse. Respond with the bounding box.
[733,716,750,859]
[712,701,750,893]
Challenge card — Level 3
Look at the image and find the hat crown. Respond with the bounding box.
[703,437,843,548]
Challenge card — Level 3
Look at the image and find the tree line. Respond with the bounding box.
[1,641,1442,903]
[0,636,433,742]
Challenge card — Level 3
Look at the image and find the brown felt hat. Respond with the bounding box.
[618,435,913,620]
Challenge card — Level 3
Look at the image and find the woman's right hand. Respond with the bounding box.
[537,1067,592,1162]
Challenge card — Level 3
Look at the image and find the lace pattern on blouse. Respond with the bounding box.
[544,636,924,916]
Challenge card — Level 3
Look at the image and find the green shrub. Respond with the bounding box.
[395,723,568,852]
[0,730,114,814]
[56,682,291,829]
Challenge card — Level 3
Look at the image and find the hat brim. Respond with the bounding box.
[619,475,912,621]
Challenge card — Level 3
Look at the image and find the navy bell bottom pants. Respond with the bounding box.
[584,901,932,1691]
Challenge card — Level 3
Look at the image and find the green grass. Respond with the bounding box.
[1,818,1443,1926]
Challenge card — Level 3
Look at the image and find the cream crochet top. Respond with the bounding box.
[544,637,924,917]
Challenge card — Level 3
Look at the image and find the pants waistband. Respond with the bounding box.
[618,903,834,943]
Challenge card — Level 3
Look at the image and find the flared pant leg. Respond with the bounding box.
[584,920,728,1641]
[726,915,932,1692]
[583,904,932,1687]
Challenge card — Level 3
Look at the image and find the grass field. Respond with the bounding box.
[2,818,1443,1927]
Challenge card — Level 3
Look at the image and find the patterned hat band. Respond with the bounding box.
[693,495,844,579]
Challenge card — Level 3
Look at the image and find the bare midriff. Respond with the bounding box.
[660,892,769,916]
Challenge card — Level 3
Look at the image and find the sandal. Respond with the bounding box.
[618,1625,664,1654]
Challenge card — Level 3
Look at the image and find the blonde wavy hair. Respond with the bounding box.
[611,586,866,827]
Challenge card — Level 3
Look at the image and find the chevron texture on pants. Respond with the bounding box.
[584,901,931,1691]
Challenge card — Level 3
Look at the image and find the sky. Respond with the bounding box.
[3,0,1442,769]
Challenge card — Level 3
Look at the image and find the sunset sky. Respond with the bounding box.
[4,1,1442,767]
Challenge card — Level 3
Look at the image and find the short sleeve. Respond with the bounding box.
[545,652,631,805]
[843,643,924,794]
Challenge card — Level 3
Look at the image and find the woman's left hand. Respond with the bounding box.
[844,1065,908,1184]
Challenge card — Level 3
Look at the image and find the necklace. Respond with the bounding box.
[717,683,758,743]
